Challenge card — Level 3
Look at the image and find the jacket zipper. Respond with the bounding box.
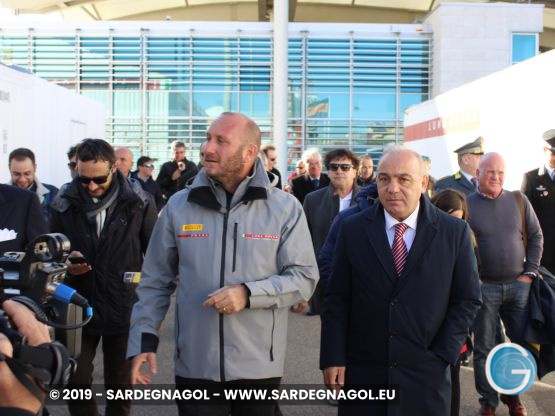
[232,222,238,272]
[270,309,275,361]
[219,211,229,382]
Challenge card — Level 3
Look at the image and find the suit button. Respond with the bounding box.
[389,331,398,338]
[390,362,398,368]
[390,298,398,306]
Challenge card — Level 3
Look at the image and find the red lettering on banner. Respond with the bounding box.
[177,234,209,238]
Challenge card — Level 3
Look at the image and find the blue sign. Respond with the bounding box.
[486,343,537,395]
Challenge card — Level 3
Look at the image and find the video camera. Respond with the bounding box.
[0,233,93,393]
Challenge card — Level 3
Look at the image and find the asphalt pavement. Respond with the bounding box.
[47,295,555,415]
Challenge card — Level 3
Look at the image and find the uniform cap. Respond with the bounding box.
[453,136,484,155]
[542,129,555,151]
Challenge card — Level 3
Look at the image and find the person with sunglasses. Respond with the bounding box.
[131,156,164,212]
[301,148,360,316]
[522,129,555,277]
[49,138,158,416]
[261,143,282,189]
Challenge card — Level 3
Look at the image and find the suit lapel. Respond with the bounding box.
[394,198,439,294]
[459,174,475,192]
[364,204,397,282]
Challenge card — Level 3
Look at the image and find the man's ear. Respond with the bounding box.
[244,144,259,163]
[421,174,429,193]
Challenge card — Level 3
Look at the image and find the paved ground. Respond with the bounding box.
[48,295,555,415]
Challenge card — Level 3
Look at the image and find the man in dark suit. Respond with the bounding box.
[522,129,555,275]
[0,184,48,253]
[290,148,330,204]
[321,147,482,416]
[434,136,484,196]
[303,148,359,315]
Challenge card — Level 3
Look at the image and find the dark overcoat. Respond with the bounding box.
[320,196,482,416]
[291,173,330,204]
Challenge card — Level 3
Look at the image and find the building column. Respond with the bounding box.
[272,0,289,178]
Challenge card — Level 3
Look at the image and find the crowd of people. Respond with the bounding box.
[1,112,554,416]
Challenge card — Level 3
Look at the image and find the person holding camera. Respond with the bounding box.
[156,140,198,201]
[0,297,50,415]
[49,139,157,416]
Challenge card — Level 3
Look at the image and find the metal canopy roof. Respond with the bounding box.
[2,0,555,48]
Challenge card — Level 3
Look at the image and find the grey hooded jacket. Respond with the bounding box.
[127,159,319,381]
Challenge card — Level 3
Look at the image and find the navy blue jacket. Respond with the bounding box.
[320,196,482,415]
[317,183,377,284]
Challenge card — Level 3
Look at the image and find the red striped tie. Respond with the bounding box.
[392,223,409,276]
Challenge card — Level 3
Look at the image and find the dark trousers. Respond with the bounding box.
[175,376,281,416]
[67,332,131,416]
[450,360,461,416]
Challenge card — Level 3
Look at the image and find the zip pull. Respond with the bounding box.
[232,222,238,272]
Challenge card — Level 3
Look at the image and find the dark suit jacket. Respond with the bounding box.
[303,184,358,255]
[0,184,48,253]
[522,167,555,273]
[320,196,482,416]
[291,173,330,204]
[434,171,476,196]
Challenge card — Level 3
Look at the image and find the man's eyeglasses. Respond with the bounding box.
[67,162,77,169]
[329,163,353,172]
[269,158,277,162]
[143,163,155,168]
[77,172,111,185]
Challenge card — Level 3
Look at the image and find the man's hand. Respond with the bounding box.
[2,299,50,346]
[0,300,51,413]
[323,366,345,393]
[517,274,533,284]
[131,353,158,386]
[66,250,92,276]
[290,301,308,314]
[202,284,248,314]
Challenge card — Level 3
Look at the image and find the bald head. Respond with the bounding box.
[477,152,505,199]
[115,147,133,177]
[218,112,261,147]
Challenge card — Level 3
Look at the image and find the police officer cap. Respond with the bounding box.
[542,129,555,151]
[454,136,484,155]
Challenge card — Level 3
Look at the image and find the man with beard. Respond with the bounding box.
[127,112,318,416]
[50,139,157,416]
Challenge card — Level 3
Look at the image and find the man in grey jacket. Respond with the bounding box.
[127,112,319,416]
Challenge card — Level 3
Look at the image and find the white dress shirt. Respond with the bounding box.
[339,191,353,213]
[384,204,419,252]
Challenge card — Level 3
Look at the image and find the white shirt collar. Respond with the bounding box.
[460,170,475,183]
[545,164,554,180]
[384,203,419,231]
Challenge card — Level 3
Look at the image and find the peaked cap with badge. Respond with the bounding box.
[433,136,484,196]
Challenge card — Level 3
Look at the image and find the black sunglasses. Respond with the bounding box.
[329,163,353,172]
[67,162,77,169]
[143,163,154,168]
[77,172,111,185]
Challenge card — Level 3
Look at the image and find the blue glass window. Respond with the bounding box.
[512,34,537,64]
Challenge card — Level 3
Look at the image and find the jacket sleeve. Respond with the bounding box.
[127,204,178,358]
[521,172,532,197]
[244,201,319,310]
[319,221,351,369]
[155,163,174,193]
[429,222,482,365]
[176,161,199,190]
[139,195,159,255]
[523,192,543,274]
[26,193,48,241]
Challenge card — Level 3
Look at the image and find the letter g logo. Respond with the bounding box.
[486,343,537,395]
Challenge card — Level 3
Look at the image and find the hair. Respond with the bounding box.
[67,145,78,160]
[137,156,152,168]
[9,148,36,165]
[324,148,360,170]
[76,138,115,166]
[260,143,276,157]
[258,151,270,171]
[301,148,321,164]
[359,155,373,164]
[171,140,185,153]
[430,189,468,220]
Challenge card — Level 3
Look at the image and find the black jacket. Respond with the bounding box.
[0,184,48,253]
[156,159,198,200]
[49,172,157,335]
[522,167,555,274]
[290,173,330,205]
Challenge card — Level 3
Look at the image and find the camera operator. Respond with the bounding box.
[156,140,198,201]
[0,297,50,415]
